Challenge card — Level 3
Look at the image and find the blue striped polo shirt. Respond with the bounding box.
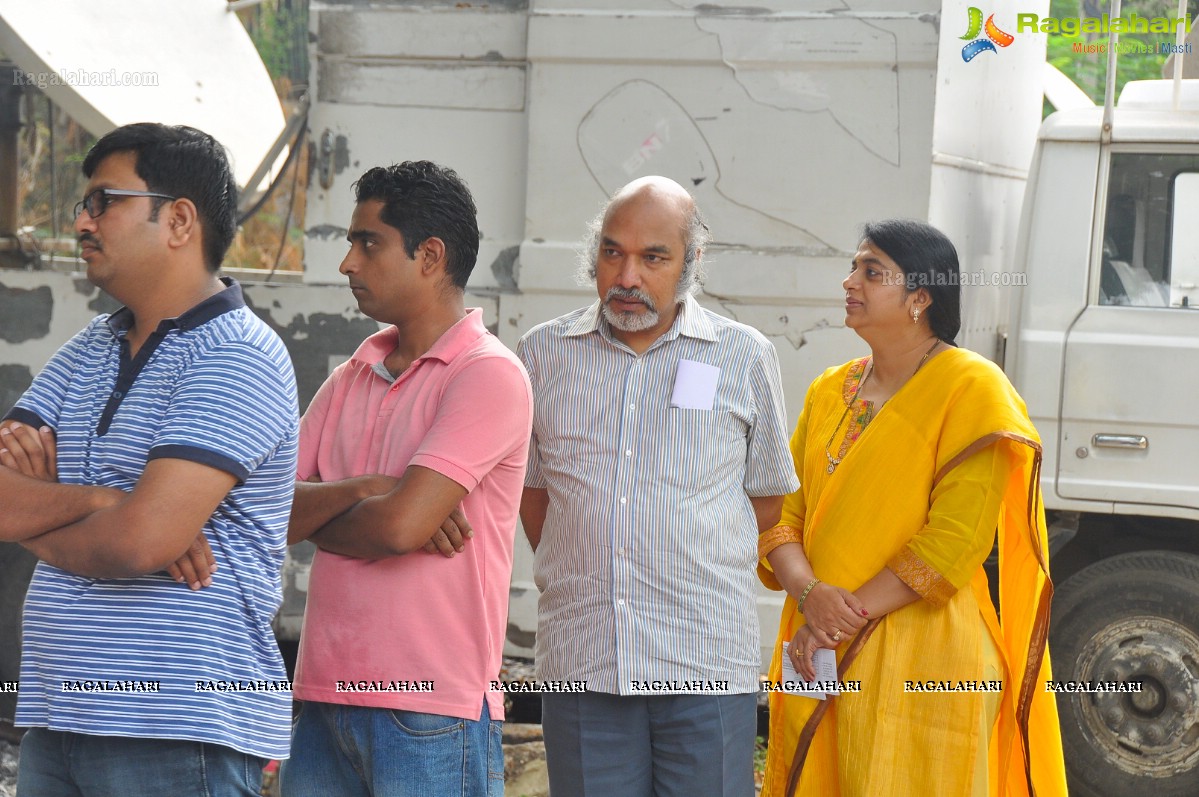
[4,278,298,759]
[519,295,799,695]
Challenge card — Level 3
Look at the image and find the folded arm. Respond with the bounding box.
[288,475,396,545]
[0,421,124,542]
[306,465,469,559]
[20,456,237,578]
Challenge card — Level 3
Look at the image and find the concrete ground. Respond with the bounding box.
[0,739,16,797]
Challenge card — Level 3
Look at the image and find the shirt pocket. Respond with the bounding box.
[659,408,746,493]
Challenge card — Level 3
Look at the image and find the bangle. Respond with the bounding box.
[797,577,821,614]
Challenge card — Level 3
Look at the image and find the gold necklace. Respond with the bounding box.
[823,364,870,474]
[823,340,940,475]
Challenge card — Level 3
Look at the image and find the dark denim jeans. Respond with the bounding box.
[280,700,503,797]
[16,728,266,797]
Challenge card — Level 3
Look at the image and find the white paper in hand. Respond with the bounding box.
[780,642,840,700]
[669,359,720,410]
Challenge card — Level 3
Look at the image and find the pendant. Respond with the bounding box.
[827,462,836,474]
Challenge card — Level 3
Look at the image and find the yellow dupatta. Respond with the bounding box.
[759,348,1067,797]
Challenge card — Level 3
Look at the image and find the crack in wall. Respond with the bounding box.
[699,288,839,350]
[667,0,921,168]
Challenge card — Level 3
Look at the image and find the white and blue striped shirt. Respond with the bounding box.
[518,295,798,695]
[5,279,298,759]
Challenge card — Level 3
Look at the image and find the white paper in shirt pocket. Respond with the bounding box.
[670,359,720,410]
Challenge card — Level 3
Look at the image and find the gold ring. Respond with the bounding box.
[832,629,842,642]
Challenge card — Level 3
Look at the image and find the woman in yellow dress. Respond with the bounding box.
[757,220,1067,797]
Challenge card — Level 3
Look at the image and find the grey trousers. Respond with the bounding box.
[541,691,757,797]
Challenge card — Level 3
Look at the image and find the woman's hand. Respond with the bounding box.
[800,582,868,648]
[788,625,824,682]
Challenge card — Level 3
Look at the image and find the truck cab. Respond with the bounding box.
[1008,78,1199,797]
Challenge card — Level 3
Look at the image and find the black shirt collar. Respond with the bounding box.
[106,277,245,336]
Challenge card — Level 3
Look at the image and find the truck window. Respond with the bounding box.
[1170,172,1199,308]
[1099,153,1199,308]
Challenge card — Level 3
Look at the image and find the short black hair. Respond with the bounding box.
[860,219,962,344]
[83,123,238,272]
[353,162,480,290]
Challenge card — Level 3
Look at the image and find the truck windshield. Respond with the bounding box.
[1099,152,1199,309]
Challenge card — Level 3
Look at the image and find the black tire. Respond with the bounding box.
[1050,551,1199,797]
[0,542,37,724]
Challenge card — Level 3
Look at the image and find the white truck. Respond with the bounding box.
[1007,75,1199,796]
[0,1,1195,794]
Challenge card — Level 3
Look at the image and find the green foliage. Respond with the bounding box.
[1046,0,1197,113]
[754,735,768,774]
[243,0,309,83]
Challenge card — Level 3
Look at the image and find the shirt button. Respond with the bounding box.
[619,496,627,505]
[617,599,625,606]
[628,404,635,411]
[112,391,122,398]
[624,449,632,457]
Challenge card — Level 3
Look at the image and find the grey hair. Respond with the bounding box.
[574,204,711,296]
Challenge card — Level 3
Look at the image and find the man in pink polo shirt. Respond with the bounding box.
[280,161,532,797]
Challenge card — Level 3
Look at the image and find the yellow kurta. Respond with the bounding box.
[758,348,1067,797]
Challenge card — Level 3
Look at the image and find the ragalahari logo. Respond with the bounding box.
[961,7,1015,62]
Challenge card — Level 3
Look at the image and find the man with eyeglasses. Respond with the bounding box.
[0,122,298,796]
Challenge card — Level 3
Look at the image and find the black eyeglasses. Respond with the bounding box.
[74,188,177,219]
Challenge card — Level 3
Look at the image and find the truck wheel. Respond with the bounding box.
[0,543,37,724]
[1050,551,1199,797]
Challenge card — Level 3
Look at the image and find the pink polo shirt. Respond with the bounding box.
[291,310,532,720]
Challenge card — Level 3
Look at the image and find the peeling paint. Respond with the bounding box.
[305,224,349,241]
[242,291,378,408]
[506,622,536,650]
[489,245,521,292]
[87,292,121,316]
[0,284,53,343]
[315,131,351,189]
[0,365,34,412]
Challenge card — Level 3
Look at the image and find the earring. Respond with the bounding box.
[911,308,920,324]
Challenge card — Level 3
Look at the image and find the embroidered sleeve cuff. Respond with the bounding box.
[758,524,803,561]
[887,547,957,607]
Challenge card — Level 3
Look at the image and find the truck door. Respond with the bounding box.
[1057,150,1199,511]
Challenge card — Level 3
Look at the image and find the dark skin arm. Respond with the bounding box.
[288,475,398,546]
[5,433,236,582]
[0,422,124,540]
[290,474,472,557]
[18,454,237,578]
[749,495,784,533]
[519,487,548,552]
[2,421,223,588]
[305,465,471,559]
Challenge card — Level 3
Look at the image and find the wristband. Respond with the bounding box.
[797,577,821,614]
